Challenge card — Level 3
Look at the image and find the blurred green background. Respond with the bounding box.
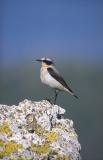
[1,60,103,160]
[1,0,103,160]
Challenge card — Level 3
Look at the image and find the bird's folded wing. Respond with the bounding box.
[47,67,73,93]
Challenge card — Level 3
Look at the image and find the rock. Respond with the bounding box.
[0,99,81,160]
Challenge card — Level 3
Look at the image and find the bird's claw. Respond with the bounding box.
[44,98,56,105]
[44,98,52,103]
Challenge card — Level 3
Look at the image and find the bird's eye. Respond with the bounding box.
[44,60,52,65]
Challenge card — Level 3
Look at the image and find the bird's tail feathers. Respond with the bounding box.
[66,87,79,99]
[73,94,79,99]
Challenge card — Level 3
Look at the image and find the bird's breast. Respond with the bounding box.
[40,68,51,85]
[40,68,64,90]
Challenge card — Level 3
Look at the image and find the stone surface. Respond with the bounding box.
[0,99,81,160]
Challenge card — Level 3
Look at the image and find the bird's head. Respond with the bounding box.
[36,57,54,67]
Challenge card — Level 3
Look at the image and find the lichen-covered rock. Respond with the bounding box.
[0,99,81,160]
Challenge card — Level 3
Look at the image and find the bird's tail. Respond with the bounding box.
[73,94,79,99]
[65,87,79,99]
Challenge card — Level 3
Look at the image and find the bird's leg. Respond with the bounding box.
[44,91,52,103]
[54,89,59,104]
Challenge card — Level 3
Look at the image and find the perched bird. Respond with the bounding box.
[36,57,78,104]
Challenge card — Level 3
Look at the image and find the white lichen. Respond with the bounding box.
[0,99,81,160]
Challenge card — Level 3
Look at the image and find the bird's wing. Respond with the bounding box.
[47,67,73,93]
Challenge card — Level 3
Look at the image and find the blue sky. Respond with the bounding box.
[1,0,103,66]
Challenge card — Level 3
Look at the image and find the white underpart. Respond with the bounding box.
[40,67,69,92]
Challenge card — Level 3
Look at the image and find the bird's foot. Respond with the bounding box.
[44,98,57,105]
[44,98,52,103]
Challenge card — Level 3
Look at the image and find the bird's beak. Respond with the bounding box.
[36,59,42,62]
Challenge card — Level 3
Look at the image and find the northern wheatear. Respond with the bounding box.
[36,57,78,104]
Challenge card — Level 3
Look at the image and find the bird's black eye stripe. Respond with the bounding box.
[43,60,52,65]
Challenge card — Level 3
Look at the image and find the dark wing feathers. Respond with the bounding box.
[47,67,73,93]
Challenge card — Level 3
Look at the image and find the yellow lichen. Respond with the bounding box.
[0,139,4,147]
[0,121,13,136]
[31,142,51,154]
[8,157,33,160]
[63,155,71,160]
[57,153,71,160]
[35,124,48,136]
[0,151,4,158]
[46,131,58,142]
[0,140,23,158]
[4,140,22,154]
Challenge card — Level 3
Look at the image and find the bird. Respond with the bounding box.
[36,57,78,104]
